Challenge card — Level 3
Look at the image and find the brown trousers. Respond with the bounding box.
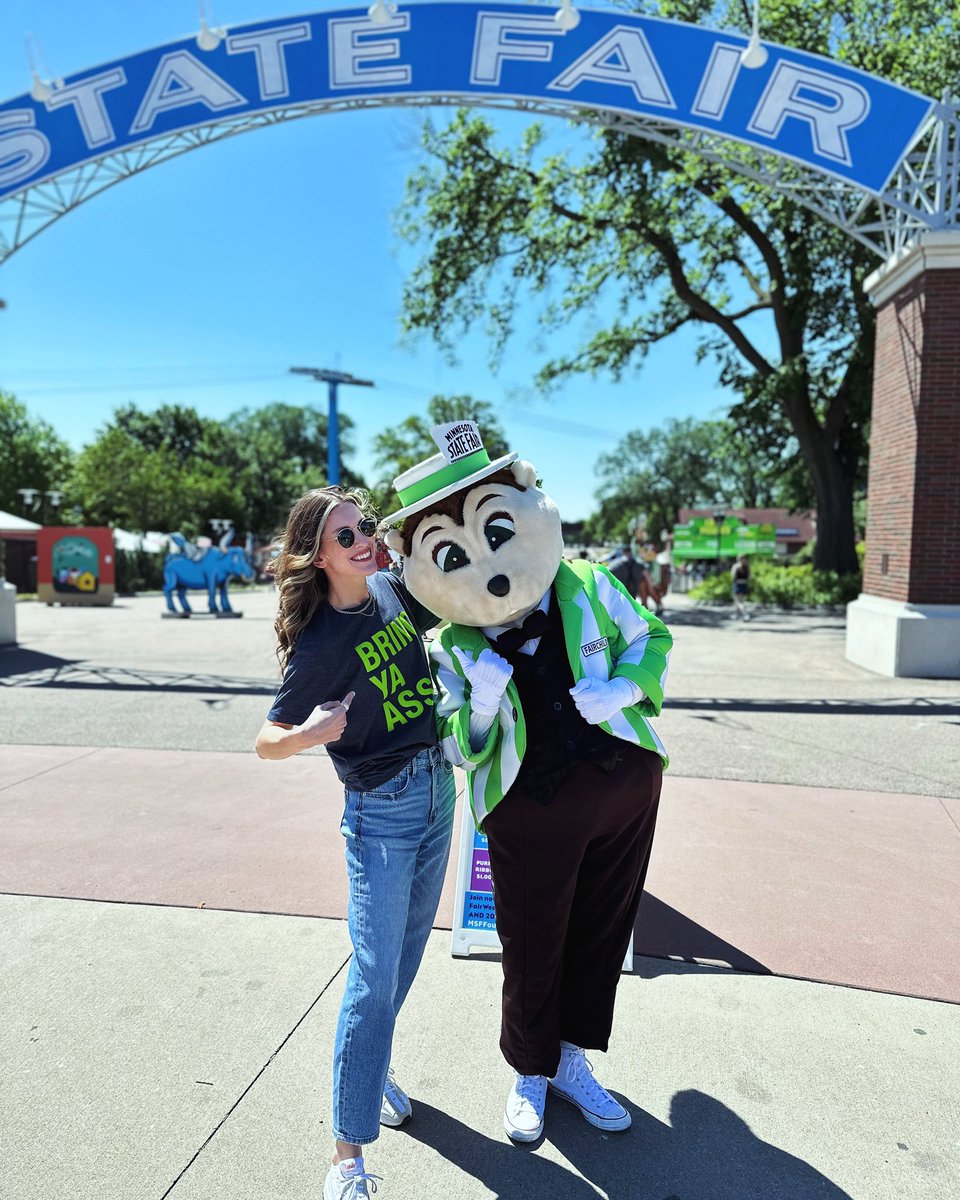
[484,743,662,1078]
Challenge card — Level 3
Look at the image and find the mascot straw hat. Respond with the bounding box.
[382,421,517,525]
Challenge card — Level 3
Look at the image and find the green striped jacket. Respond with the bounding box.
[430,558,672,829]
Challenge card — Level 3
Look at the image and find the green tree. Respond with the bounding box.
[225,402,360,536]
[71,428,179,531]
[67,401,363,539]
[369,394,509,514]
[710,419,806,511]
[0,392,74,517]
[587,414,798,543]
[113,403,220,466]
[68,401,244,534]
[588,417,711,542]
[397,0,958,573]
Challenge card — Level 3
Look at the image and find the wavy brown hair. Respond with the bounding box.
[273,486,370,672]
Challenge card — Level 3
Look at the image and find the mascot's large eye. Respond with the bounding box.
[433,541,471,573]
[485,512,516,551]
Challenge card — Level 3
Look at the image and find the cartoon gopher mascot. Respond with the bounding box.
[382,421,671,1143]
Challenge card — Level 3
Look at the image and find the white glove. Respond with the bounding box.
[569,676,643,725]
[453,646,513,716]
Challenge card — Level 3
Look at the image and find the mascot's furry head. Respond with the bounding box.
[382,421,564,627]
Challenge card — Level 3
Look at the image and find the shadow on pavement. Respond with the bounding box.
[668,697,960,717]
[662,605,846,634]
[635,895,772,975]
[0,648,80,680]
[657,605,734,628]
[0,659,276,695]
[404,1092,852,1199]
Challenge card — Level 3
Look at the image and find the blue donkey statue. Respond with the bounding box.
[163,528,256,616]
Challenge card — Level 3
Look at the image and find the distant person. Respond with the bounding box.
[604,545,648,603]
[640,542,667,617]
[731,555,751,621]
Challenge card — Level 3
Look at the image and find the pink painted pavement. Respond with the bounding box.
[1,744,957,1002]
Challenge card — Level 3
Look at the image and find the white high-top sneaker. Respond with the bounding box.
[380,1065,413,1127]
[548,1043,631,1131]
[503,1073,547,1142]
[322,1157,382,1200]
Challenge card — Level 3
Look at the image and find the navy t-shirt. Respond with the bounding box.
[267,572,439,790]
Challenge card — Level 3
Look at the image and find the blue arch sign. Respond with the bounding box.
[0,3,933,202]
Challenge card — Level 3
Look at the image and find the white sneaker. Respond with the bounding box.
[548,1044,631,1131]
[503,1073,547,1142]
[323,1157,381,1200]
[380,1065,413,1127]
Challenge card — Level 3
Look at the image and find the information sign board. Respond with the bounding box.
[672,519,776,559]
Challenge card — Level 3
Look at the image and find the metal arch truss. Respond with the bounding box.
[585,97,960,259]
[1,93,958,266]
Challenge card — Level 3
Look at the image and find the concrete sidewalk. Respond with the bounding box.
[1,589,959,1199]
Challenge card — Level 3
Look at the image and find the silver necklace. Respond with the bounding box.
[329,592,376,617]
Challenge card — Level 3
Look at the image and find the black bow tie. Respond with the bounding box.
[494,607,551,655]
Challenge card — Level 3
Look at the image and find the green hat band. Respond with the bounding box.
[396,448,491,509]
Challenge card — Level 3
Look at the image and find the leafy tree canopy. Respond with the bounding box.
[586,414,792,543]
[0,392,74,517]
[113,403,223,466]
[396,0,959,574]
[69,425,241,536]
[369,394,509,513]
[226,402,360,537]
[67,401,359,538]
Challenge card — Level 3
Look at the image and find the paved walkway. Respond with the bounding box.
[1,589,958,1199]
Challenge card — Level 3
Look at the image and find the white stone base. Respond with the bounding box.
[846,593,960,679]
[0,579,17,646]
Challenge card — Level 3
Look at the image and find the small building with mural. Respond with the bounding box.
[37,527,116,606]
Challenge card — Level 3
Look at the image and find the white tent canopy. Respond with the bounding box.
[0,509,42,533]
[112,528,170,553]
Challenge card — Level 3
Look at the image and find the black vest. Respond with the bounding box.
[502,592,620,804]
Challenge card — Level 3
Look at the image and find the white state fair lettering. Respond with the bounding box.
[328,14,412,90]
[0,111,51,188]
[548,26,675,108]
[748,63,870,165]
[447,432,480,457]
[130,52,246,134]
[43,69,127,149]
[691,44,743,120]
[471,13,561,87]
[226,23,312,100]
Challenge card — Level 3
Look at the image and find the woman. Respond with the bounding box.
[256,486,454,1200]
[731,554,751,621]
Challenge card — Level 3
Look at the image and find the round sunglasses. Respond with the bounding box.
[326,516,378,549]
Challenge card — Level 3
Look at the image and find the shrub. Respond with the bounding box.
[115,548,165,594]
[689,559,861,608]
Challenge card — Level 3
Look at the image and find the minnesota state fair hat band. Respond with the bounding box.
[384,420,518,524]
[395,446,490,508]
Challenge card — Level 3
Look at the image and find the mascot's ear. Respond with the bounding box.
[383,528,404,553]
[511,460,539,489]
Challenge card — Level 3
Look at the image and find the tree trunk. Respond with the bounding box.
[797,430,859,574]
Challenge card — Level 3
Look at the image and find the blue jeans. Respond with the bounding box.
[333,745,455,1145]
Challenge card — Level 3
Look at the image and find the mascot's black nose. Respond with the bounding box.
[487,574,510,597]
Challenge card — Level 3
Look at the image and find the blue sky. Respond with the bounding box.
[0,1,737,520]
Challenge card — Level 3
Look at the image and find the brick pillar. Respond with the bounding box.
[846,233,960,678]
